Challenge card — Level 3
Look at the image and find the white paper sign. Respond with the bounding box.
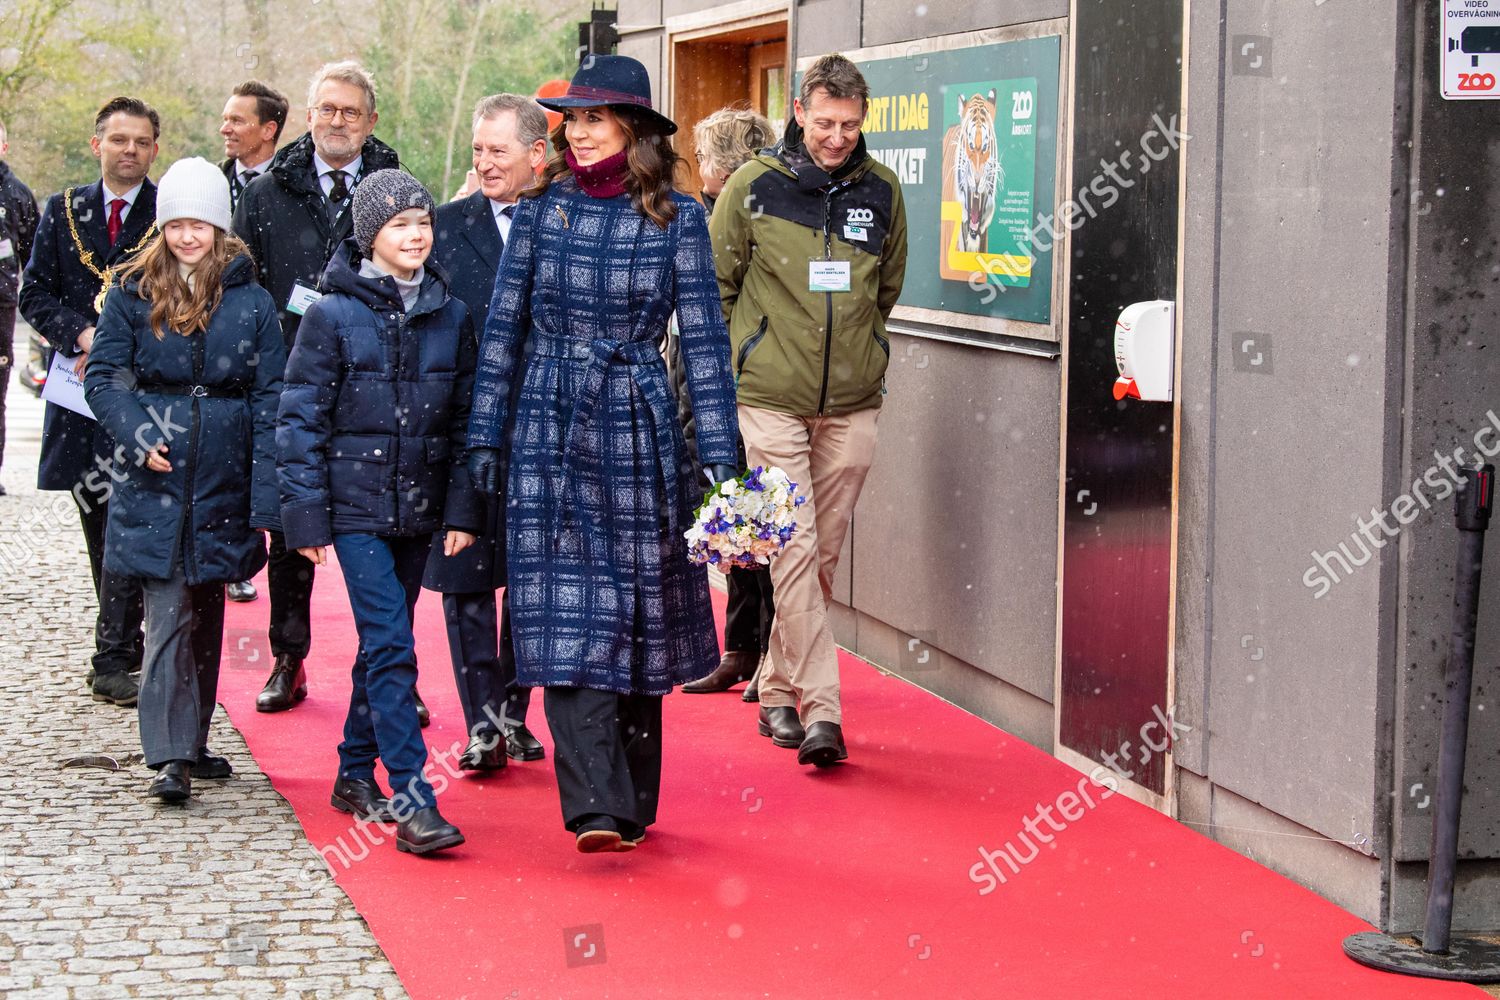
[1443,0,1500,100]
[41,350,95,420]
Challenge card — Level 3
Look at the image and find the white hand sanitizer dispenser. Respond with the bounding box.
[1112,300,1175,402]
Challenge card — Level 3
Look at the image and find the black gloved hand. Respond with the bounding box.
[705,463,739,487]
[468,447,503,496]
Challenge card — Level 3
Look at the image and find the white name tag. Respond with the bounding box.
[286,281,323,316]
[843,225,868,242]
[809,260,852,293]
[0,238,13,260]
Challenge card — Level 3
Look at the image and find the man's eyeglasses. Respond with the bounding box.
[314,104,366,124]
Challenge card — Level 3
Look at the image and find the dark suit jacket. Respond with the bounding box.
[21,179,158,491]
[422,190,514,593]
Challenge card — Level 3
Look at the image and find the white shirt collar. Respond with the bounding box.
[237,154,274,178]
[101,180,144,207]
[489,197,518,218]
[313,151,362,180]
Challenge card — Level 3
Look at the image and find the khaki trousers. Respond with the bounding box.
[738,403,879,726]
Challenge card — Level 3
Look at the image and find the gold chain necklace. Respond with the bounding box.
[63,186,158,314]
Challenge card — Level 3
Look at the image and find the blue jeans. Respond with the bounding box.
[332,533,434,810]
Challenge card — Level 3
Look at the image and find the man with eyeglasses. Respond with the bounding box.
[232,60,401,715]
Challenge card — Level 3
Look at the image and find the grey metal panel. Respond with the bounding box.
[620,33,665,97]
[848,331,1061,702]
[851,607,1055,750]
[1170,0,1229,781]
[663,0,735,19]
[1204,0,1403,845]
[1389,0,1500,863]
[860,0,1067,48]
[795,0,863,59]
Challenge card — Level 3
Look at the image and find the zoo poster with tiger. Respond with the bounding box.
[843,32,1059,332]
[938,78,1039,290]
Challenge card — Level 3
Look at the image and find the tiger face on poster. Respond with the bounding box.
[937,77,1039,291]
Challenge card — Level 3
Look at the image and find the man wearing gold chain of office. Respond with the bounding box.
[20,97,162,708]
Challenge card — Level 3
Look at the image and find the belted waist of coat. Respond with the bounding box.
[537,331,683,560]
[137,382,247,399]
[530,332,663,366]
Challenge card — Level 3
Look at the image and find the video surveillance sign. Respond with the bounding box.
[1443,0,1500,99]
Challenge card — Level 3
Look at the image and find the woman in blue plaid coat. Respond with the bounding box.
[466,56,740,853]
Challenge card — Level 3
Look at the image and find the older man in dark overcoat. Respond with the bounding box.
[423,93,550,769]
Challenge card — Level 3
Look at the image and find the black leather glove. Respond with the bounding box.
[705,463,738,487]
[468,447,503,496]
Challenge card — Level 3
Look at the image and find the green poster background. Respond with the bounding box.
[839,35,1061,327]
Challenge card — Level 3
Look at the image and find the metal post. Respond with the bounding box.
[1423,462,1493,953]
[1343,463,1500,982]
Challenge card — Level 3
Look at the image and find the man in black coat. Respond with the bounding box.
[0,116,40,496]
[232,61,400,713]
[220,80,288,216]
[424,94,548,768]
[217,79,289,604]
[19,97,160,705]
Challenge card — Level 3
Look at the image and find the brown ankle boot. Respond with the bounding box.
[683,651,758,693]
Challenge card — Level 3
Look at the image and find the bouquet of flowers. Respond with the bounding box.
[685,465,806,570]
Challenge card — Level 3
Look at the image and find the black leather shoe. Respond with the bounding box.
[414,688,431,728]
[91,670,139,707]
[575,815,626,854]
[192,749,233,779]
[226,581,258,602]
[459,734,506,771]
[757,706,805,748]
[741,655,765,703]
[798,721,848,767]
[502,724,545,761]
[148,761,192,802]
[396,806,465,855]
[256,654,306,712]
[682,651,758,693]
[330,776,394,823]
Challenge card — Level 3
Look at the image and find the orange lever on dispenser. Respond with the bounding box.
[1113,377,1140,401]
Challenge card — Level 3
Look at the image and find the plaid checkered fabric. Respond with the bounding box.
[469,181,739,695]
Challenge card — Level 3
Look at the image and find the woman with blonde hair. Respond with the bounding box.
[85,157,285,802]
[691,106,775,210]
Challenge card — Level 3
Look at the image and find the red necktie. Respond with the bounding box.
[107,198,125,247]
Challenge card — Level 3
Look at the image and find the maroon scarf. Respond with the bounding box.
[566,147,629,198]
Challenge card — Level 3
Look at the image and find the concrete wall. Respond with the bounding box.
[619,0,1500,931]
[1176,0,1500,930]
[622,0,1069,745]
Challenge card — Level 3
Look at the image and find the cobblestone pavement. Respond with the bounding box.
[0,323,409,999]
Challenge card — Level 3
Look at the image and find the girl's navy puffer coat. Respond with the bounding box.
[276,240,482,548]
[85,253,286,584]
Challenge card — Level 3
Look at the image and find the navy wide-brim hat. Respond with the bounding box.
[538,54,679,136]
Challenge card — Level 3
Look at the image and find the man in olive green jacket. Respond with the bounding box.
[710,53,908,768]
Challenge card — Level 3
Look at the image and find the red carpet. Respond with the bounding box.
[216,563,1483,999]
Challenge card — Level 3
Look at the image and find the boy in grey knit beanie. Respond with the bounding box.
[351,169,436,311]
[351,169,436,259]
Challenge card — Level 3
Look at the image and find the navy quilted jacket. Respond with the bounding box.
[84,254,285,584]
[276,240,482,548]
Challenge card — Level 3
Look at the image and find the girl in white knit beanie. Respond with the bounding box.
[84,156,287,803]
